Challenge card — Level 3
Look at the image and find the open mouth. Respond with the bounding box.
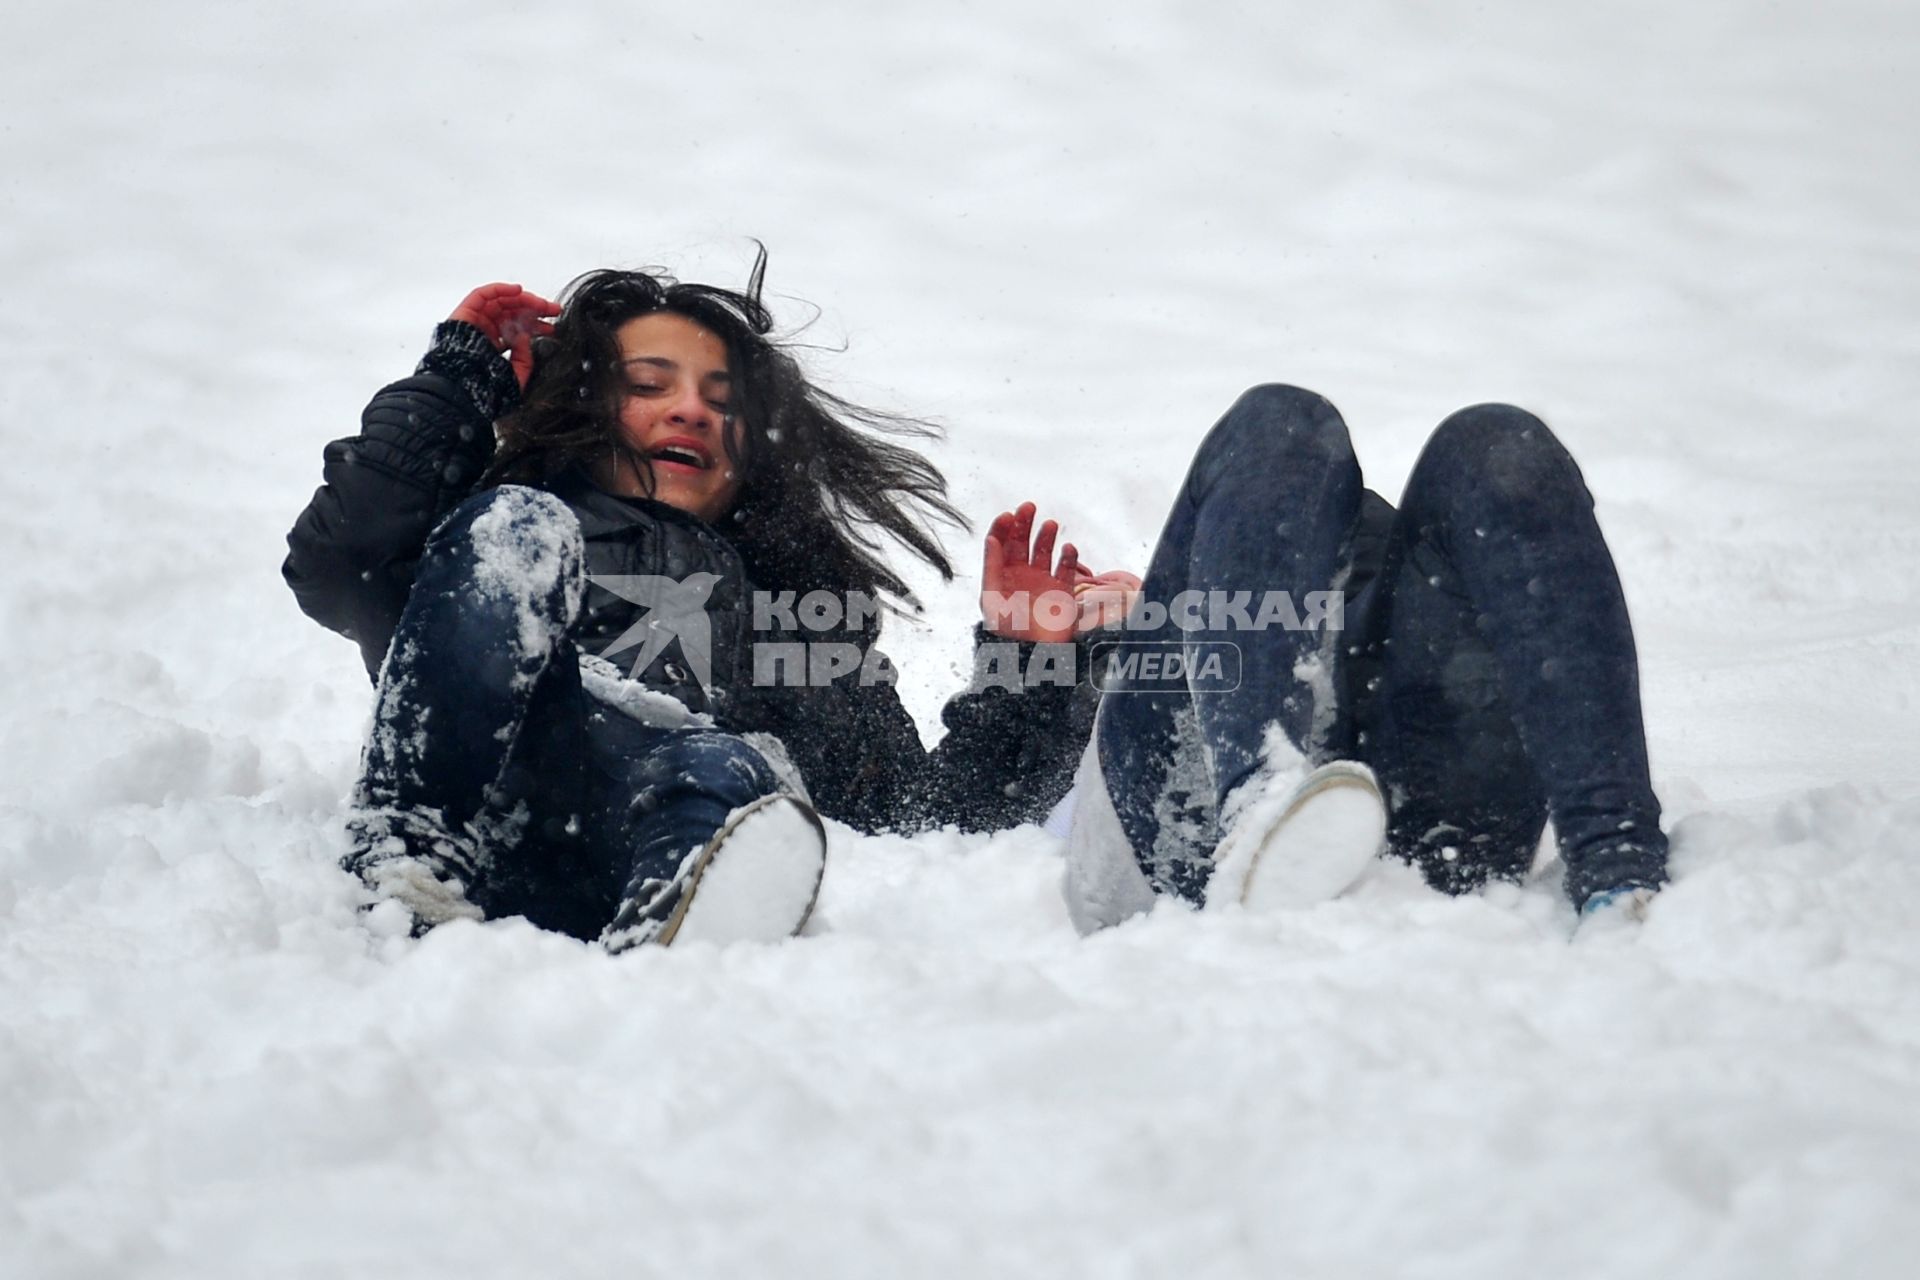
[649,442,713,471]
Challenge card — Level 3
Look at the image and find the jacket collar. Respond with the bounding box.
[546,468,736,544]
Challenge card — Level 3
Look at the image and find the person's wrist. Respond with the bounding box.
[418,321,521,421]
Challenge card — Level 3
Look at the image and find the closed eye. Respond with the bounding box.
[627,383,726,413]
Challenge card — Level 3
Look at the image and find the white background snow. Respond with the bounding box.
[4,1,1918,1275]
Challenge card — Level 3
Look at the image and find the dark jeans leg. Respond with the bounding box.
[448,711,788,942]
[353,487,590,900]
[1352,405,1668,908]
[351,485,782,939]
[1096,385,1365,904]
[578,713,783,909]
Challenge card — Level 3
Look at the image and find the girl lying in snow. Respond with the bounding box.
[285,255,1666,947]
[287,261,1120,946]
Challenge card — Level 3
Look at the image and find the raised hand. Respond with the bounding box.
[980,501,1087,644]
[450,283,562,390]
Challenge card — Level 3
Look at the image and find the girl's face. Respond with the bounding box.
[600,311,744,522]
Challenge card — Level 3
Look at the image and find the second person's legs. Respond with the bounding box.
[1351,405,1667,908]
[1085,385,1366,910]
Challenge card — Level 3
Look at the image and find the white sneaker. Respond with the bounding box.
[1212,761,1387,911]
[603,795,827,952]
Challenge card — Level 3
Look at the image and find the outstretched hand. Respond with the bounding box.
[450,283,561,390]
[980,502,1139,643]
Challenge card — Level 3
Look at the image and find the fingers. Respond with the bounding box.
[979,499,1128,638]
[1029,519,1058,571]
[510,289,560,316]
[502,294,562,323]
[985,513,1015,572]
[450,284,563,346]
[499,312,557,344]
[1007,502,1035,561]
[507,325,547,390]
[989,502,1097,578]
[467,282,555,310]
[487,299,558,328]
[990,502,1045,565]
[452,282,519,320]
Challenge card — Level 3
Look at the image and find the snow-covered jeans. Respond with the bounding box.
[1064,384,1668,930]
[351,486,781,940]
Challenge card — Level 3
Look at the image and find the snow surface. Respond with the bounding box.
[4,1,1919,1276]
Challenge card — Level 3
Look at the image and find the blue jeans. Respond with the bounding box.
[351,487,781,939]
[1097,385,1667,910]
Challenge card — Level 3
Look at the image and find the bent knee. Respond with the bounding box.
[440,486,586,597]
[1208,383,1354,464]
[1421,403,1581,499]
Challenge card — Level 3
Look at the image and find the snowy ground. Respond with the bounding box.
[4,2,1919,1276]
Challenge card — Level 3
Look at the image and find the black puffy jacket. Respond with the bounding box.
[284,322,1100,835]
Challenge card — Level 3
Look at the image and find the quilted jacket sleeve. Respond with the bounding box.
[282,322,517,676]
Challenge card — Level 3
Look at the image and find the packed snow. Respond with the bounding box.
[3,1,1918,1276]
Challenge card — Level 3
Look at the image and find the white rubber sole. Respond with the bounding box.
[1230,761,1387,911]
[668,795,827,946]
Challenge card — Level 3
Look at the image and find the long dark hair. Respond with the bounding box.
[484,248,963,608]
